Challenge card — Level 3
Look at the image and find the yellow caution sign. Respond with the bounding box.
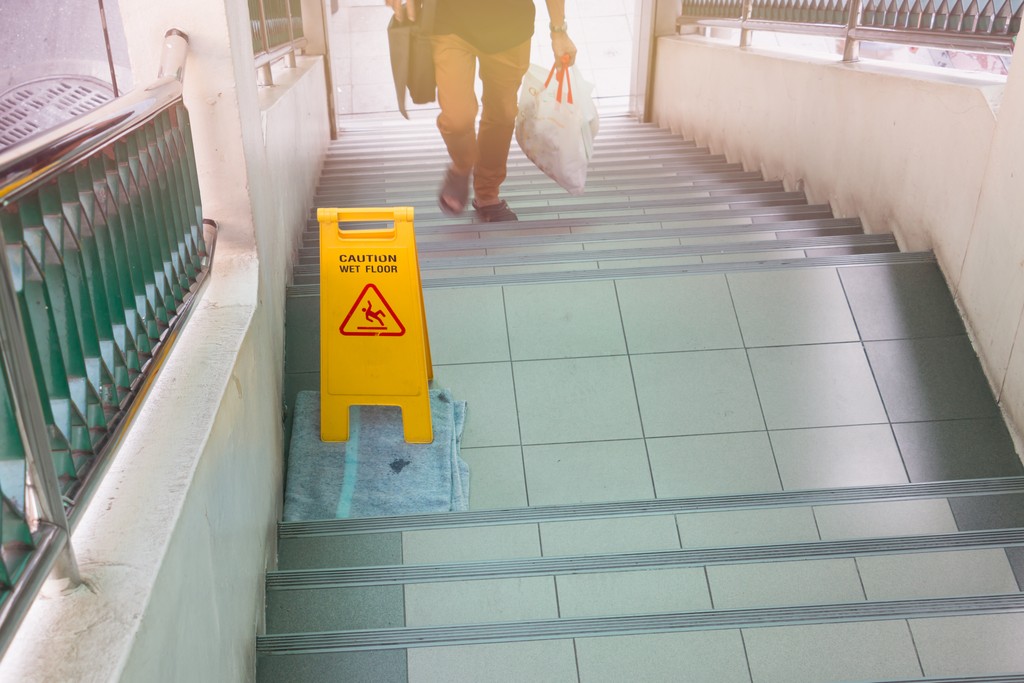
[318,207,433,443]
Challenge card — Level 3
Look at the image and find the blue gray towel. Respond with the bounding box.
[284,388,468,520]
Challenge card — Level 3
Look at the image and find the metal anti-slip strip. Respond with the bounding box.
[255,593,1024,654]
[420,235,895,271]
[279,476,1024,537]
[305,216,862,253]
[267,528,1024,590]
[293,233,890,280]
[290,250,919,298]
[869,676,1024,683]
[420,252,937,289]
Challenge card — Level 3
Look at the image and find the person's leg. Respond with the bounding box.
[431,34,479,213]
[474,38,531,207]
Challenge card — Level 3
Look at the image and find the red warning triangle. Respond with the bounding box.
[339,283,406,337]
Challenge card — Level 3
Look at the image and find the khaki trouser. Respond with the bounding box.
[431,34,531,204]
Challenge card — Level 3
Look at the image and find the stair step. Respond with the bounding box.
[256,593,1024,654]
[290,234,898,285]
[301,216,863,253]
[311,191,809,227]
[322,144,712,169]
[278,477,1024,537]
[267,528,1024,590]
[288,251,935,296]
[311,179,788,211]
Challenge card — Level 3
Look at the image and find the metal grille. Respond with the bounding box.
[0,78,114,151]
[1,103,208,513]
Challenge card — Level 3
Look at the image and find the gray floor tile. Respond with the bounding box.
[277,532,403,570]
[839,262,965,340]
[575,630,752,683]
[858,549,1019,600]
[865,337,1000,422]
[770,424,909,489]
[616,274,744,354]
[557,567,712,617]
[632,350,765,437]
[911,613,1024,676]
[504,280,627,360]
[647,432,781,497]
[814,499,959,540]
[285,294,320,374]
[1006,547,1024,590]
[678,507,820,548]
[749,343,888,430]
[459,445,528,510]
[540,515,681,556]
[402,524,540,564]
[431,362,520,447]
[894,418,1023,482]
[948,492,1024,530]
[404,576,558,626]
[743,620,922,683]
[708,558,864,609]
[256,650,407,683]
[407,640,578,683]
[728,269,860,347]
[513,356,642,444]
[422,286,509,364]
[523,439,655,505]
[265,585,404,633]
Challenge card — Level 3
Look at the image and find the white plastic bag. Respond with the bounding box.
[515,61,599,195]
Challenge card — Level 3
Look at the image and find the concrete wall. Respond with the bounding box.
[651,34,1023,448]
[958,62,1024,450]
[0,0,329,680]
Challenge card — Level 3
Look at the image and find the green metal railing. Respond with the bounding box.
[679,0,1022,61]
[0,29,215,658]
[249,0,307,85]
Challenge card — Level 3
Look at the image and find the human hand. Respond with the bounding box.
[551,32,577,68]
[385,0,420,22]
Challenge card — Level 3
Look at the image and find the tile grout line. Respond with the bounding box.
[903,617,928,679]
[724,272,785,491]
[738,629,756,683]
[500,286,531,508]
[836,267,912,486]
[612,278,659,501]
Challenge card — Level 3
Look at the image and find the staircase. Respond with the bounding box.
[260,112,1024,682]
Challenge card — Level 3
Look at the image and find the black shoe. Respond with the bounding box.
[473,199,518,222]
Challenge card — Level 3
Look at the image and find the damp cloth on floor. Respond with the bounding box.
[283,388,468,520]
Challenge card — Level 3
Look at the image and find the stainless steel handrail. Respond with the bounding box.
[0,29,190,206]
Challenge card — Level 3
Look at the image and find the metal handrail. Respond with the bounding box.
[0,27,215,660]
[0,29,191,206]
[678,0,1021,61]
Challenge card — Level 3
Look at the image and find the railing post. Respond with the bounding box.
[740,0,756,46]
[843,0,864,60]
[285,0,298,68]
[256,0,275,85]
[0,234,80,587]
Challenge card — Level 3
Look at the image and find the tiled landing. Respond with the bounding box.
[422,264,1020,511]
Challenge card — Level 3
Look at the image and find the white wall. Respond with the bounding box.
[958,61,1024,448]
[0,0,330,680]
[651,36,1003,280]
[651,34,1023,448]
